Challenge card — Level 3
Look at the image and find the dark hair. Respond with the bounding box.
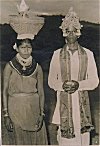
[16,38,33,48]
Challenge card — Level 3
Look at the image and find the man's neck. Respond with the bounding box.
[67,42,78,54]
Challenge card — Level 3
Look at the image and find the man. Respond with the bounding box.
[48,7,99,146]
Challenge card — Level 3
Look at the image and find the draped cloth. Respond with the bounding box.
[60,44,94,139]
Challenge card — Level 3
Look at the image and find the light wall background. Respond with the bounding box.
[0,0,100,24]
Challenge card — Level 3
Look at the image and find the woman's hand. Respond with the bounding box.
[34,115,44,132]
[4,116,13,132]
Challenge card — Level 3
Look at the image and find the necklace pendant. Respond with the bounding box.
[22,66,26,70]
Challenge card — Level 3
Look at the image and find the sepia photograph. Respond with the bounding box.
[0,0,100,145]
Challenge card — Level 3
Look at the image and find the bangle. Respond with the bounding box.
[3,108,9,117]
[3,108,8,112]
[4,113,9,117]
[41,112,45,117]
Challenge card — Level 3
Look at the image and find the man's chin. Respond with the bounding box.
[21,55,31,59]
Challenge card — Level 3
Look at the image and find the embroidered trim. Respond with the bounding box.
[9,56,37,76]
[59,44,94,138]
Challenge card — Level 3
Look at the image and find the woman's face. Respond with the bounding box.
[65,26,78,44]
[18,41,32,59]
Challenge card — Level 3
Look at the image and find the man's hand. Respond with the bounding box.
[34,115,44,132]
[62,80,79,94]
[4,116,13,132]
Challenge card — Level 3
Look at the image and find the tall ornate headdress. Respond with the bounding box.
[9,0,44,40]
[60,7,83,37]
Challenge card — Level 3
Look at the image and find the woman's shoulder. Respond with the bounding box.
[4,62,12,69]
[37,64,43,72]
[30,63,41,77]
[3,62,13,74]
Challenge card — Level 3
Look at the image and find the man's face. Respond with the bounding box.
[64,26,78,44]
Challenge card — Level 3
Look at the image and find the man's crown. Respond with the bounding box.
[60,7,82,31]
[9,0,44,39]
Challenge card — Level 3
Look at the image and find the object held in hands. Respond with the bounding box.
[62,80,79,94]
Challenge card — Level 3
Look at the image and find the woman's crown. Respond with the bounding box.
[9,0,44,39]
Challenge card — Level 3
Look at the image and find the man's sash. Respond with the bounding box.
[60,44,94,138]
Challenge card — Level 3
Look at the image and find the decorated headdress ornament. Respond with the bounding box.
[9,0,44,50]
[60,7,83,37]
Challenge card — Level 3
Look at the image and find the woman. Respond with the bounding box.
[3,38,48,145]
